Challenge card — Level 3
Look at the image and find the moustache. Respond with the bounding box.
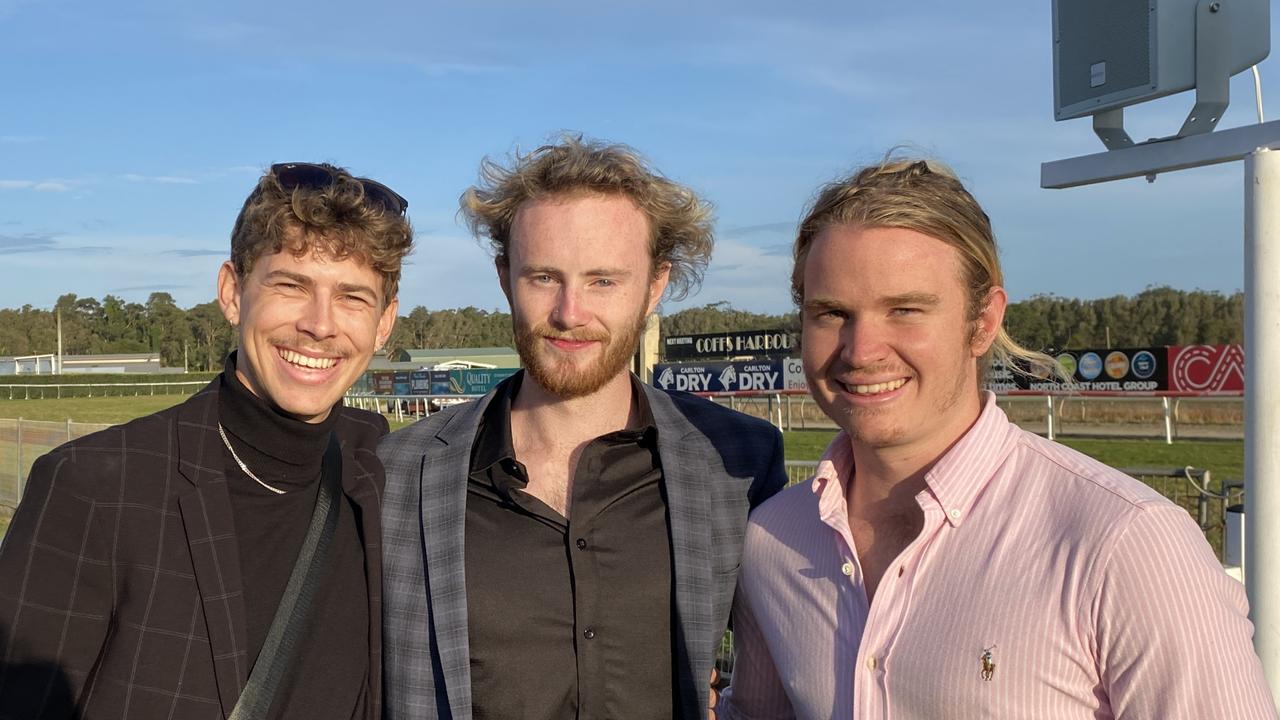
[528,324,610,343]
[269,336,351,359]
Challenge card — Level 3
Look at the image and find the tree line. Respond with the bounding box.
[0,287,1244,371]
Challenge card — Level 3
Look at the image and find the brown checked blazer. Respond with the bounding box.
[0,379,388,720]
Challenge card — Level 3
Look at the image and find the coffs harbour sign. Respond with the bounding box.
[663,329,796,361]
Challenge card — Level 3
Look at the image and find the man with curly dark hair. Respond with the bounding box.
[0,162,413,720]
[380,137,787,720]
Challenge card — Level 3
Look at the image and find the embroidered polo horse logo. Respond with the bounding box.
[980,646,996,681]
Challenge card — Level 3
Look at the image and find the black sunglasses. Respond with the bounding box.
[271,162,409,215]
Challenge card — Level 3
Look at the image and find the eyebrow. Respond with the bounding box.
[801,292,942,313]
[883,292,941,306]
[264,270,378,298]
[520,265,634,278]
[802,298,846,313]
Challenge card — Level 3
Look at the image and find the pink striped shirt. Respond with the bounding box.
[719,393,1277,719]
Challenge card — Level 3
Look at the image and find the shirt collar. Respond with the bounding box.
[809,392,1021,528]
[922,392,1023,527]
[470,370,659,475]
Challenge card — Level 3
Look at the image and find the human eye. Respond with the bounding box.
[806,307,845,324]
[890,306,922,317]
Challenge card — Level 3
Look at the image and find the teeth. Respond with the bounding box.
[848,378,907,395]
[279,349,337,370]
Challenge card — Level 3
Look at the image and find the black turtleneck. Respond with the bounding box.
[217,352,370,720]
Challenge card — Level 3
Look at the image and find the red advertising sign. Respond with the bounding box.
[1167,344,1245,394]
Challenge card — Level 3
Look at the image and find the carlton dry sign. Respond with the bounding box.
[663,329,796,361]
[986,344,1244,395]
[652,360,795,394]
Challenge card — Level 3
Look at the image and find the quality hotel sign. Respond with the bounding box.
[663,329,796,361]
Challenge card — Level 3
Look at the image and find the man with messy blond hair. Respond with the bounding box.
[381,137,786,720]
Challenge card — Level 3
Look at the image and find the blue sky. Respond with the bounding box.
[1,0,1276,315]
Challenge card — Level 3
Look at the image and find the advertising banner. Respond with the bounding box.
[988,347,1169,393]
[663,329,797,361]
[448,368,520,395]
[429,370,452,395]
[1168,344,1245,394]
[652,360,786,394]
[409,370,432,394]
[783,357,808,392]
[372,371,394,395]
[392,371,412,396]
[987,344,1245,395]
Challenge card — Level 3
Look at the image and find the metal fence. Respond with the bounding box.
[0,418,111,515]
[711,394,1243,442]
[0,381,207,400]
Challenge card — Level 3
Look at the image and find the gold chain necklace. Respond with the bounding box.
[217,423,286,495]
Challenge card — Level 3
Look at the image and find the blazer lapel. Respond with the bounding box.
[420,396,491,720]
[645,386,715,720]
[174,384,250,718]
[339,437,384,719]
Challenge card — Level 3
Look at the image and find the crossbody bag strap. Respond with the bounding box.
[229,433,343,720]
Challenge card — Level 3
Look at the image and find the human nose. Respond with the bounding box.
[839,318,888,369]
[297,295,337,339]
[552,286,587,328]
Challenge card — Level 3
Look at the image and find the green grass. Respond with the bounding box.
[1058,438,1243,481]
[782,430,839,462]
[0,395,190,423]
[780,429,1243,475]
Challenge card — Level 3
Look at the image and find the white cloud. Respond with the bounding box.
[121,173,199,184]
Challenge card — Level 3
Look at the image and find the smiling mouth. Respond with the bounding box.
[840,378,908,396]
[277,348,339,370]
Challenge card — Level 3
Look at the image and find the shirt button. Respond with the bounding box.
[841,562,854,576]
[949,508,962,519]
[866,656,877,671]
[583,629,596,640]
[576,538,588,550]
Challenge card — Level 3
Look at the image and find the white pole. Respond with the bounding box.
[1245,147,1280,704]
[1045,395,1055,441]
[1162,397,1173,445]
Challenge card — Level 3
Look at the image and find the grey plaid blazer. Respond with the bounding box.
[380,375,787,720]
[0,379,388,720]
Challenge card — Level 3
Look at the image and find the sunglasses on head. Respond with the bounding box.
[271,162,409,216]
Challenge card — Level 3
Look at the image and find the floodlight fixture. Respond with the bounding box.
[1053,0,1270,150]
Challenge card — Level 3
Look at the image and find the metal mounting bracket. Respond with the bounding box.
[1177,0,1231,138]
[1088,0,1232,150]
[1094,108,1136,150]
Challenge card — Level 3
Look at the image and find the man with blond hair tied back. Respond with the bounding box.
[716,158,1277,718]
[0,162,412,720]
[380,137,787,720]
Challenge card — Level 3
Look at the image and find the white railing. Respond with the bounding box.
[0,381,207,400]
[0,418,112,512]
[342,393,484,424]
[707,394,1242,444]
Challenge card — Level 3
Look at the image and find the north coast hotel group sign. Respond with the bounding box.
[652,330,1245,397]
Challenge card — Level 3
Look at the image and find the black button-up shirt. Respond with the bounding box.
[465,372,675,720]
